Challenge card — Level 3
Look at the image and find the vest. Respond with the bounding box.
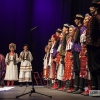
[7,53,17,65]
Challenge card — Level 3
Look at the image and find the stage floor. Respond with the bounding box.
[0,86,100,100]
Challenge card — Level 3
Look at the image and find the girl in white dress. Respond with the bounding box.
[4,43,18,86]
[19,44,33,87]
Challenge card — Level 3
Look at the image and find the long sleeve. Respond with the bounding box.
[52,48,57,59]
[18,52,23,62]
[5,53,9,63]
[15,53,19,63]
[29,51,33,62]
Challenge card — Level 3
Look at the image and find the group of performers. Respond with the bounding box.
[0,43,33,87]
[43,2,100,96]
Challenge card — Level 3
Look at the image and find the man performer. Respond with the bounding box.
[86,2,100,91]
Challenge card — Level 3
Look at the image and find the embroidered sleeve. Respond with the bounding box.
[80,27,87,43]
[5,53,9,63]
[15,53,19,63]
[29,51,33,62]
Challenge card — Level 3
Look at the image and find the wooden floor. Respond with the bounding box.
[0,86,100,100]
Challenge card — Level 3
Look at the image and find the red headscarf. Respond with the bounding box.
[52,34,59,41]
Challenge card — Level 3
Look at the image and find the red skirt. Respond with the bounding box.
[49,62,56,79]
[79,45,88,78]
[55,52,61,67]
[64,51,73,80]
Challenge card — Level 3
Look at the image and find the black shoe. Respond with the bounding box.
[71,87,79,93]
[63,80,71,92]
[73,89,84,94]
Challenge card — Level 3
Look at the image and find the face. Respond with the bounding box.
[89,7,97,15]
[69,27,75,37]
[59,33,63,40]
[48,41,51,46]
[62,27,69,33]
[47,44,51,50]
[74,19,80,26]
[56,32,60,37]
[51,35,55,42]
[10,47,14,52]
[83,16,90,26]
[44,47,48,52]
[23,46,28,51]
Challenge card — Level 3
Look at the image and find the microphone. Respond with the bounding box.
[30,26,38,31]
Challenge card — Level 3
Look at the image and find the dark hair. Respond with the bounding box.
[23,44,28,48]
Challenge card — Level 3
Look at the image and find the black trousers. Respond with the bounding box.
[72,51,80,88]
[72,51,80,73]
[87,45,100,89]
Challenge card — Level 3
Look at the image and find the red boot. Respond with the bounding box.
[51,82,58,90]
[7,81,10,86]
[81,80,91,96]
[66,79,74,93]
[58,81,65,91]
[11,81,14,86]
[58,86,65,91]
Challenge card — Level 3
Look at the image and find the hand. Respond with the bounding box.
[19,55,22,58]
[18,58,21,61]
[54,58,57,62]
[61,57,64,64]
[70,55,73,60]
[6,62,9,66]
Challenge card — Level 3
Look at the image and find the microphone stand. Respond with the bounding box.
[16,28,52,98]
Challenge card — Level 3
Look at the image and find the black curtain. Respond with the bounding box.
[70,0,92,24]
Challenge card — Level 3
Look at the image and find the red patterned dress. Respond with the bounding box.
[64,37,73,80]
[48,43,56,79]
[79,44,88,78]
[79,28,88,78]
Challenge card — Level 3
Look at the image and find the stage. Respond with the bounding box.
[0,86,100,100]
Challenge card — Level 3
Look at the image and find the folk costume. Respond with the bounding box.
[80,14,92,96]
[43,46,49,80]
[64,25,76,92]
[86,3,100,90]
[19,48,33,86]
[67,14,86,94]
[4,43,18,86]
[50,29,62,90]
[58,24,70,91]
[48,34,58,88]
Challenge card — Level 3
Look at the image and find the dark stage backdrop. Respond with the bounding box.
[0,0,92,78]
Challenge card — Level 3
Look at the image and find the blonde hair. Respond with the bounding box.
[69,25,76,30]
[85,13,91,19]
[9,43,16,50]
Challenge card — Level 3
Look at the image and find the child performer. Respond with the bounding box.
[19,44,33,87]
[4,43,18,86]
